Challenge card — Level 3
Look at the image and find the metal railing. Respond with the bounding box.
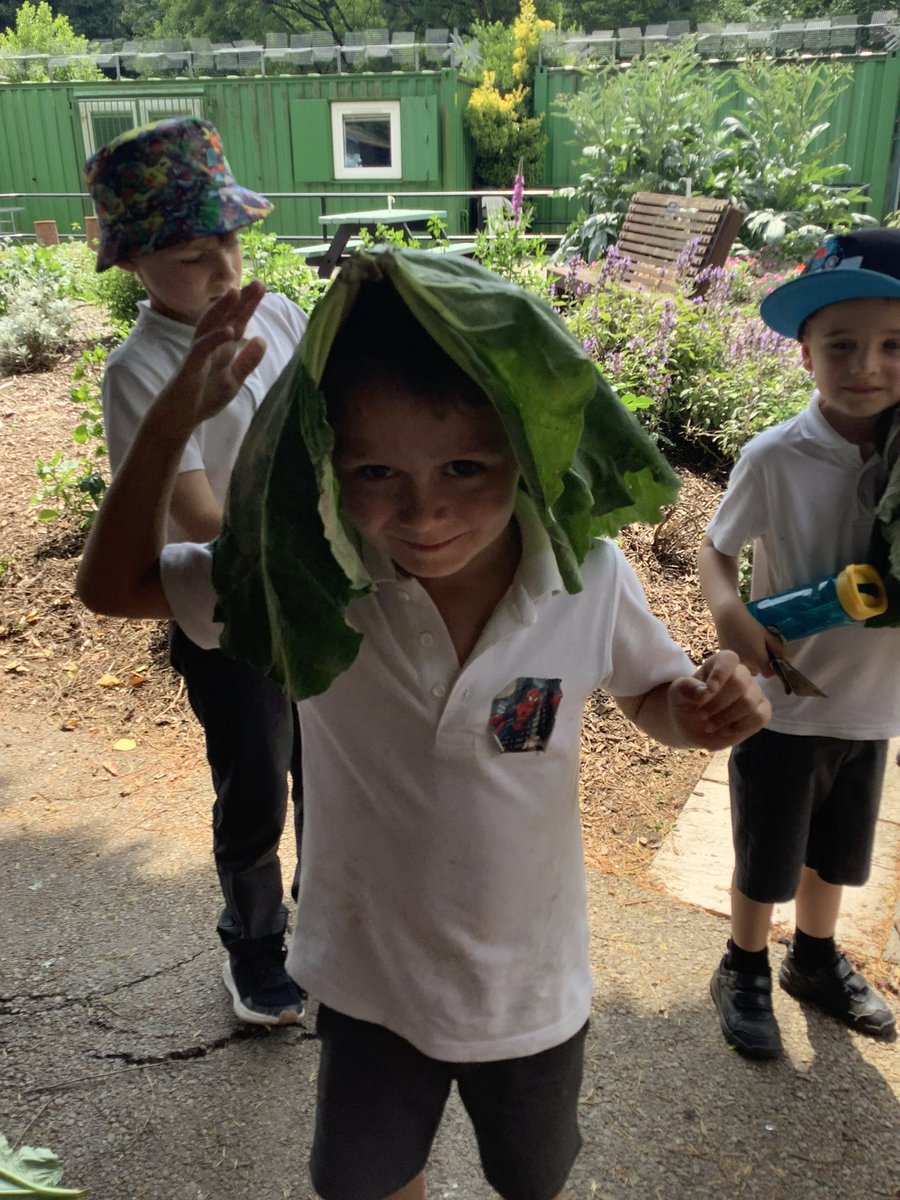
[0,36,465,80]
[0,188,569,242]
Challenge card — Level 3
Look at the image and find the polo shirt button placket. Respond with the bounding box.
[420,632,434,646]
[431,683,447,698]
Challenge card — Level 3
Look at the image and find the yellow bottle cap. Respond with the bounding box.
[835,564,888,620]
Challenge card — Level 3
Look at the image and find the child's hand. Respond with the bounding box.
[714,600,783,678]
[147,282,268,439]
[667,650,772,751]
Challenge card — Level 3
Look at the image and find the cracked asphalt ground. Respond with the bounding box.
[2,710,899,1200]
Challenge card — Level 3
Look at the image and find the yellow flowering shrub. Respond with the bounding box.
[512,0,554,84]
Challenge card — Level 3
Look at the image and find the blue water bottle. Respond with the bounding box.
[745,563,887,643]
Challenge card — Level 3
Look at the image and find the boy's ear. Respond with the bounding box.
[799,340,814,374]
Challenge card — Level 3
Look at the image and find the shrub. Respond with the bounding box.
[240,229,329,312]
[0,282,74,373]
[0,241,82,313]
[556,45,873,263]
[474,171,550,295]
[554,41,735,263]
[94,266,146,331]
[721,57,876,257]
[31,344,108,530]
[465,71,547,189]
[562,246,810,462]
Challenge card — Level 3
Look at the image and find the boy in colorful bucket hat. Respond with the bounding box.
[83,115,309,1027]
[699,227,900,1059]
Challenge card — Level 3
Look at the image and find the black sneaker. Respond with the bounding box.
[779,945,897,1038]
[710,955,783,1060]
[222,936,306,1027]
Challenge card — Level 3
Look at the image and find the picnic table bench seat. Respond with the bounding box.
[550,192,745,297]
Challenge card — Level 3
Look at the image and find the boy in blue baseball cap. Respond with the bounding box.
[699,227,900,1059]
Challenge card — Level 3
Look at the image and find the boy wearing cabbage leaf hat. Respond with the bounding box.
[76,250,769,1200]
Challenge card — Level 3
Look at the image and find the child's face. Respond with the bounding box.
[333,383,521,586]
[126,231,243,326]
[801,297,900,440]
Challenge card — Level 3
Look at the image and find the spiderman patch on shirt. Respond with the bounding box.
[489,677,562,753]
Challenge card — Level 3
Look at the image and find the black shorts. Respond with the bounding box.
[310,1004,587,1200]
[729,728,887,903]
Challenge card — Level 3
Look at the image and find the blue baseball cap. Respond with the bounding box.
[759,228,900,339]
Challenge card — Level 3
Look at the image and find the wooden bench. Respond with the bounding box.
[550,192,745,296]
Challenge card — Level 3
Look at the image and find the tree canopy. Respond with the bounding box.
[0,0,873,48]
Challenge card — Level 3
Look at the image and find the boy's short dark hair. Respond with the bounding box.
[321,280,489,423]
[760,228,900,340]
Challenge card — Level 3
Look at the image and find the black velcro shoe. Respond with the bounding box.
[779,945,897,1038]
[710,955,783,1060]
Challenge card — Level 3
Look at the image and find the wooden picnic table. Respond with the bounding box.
[311,206,447,277]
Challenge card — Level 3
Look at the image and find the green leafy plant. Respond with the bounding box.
[473,175,550,294]
[31,345,108,529]
[240,228,328,312]
[0,0,102,81]
[721,57,876,257]
[94,265,146,331]
[555,46,873,264]
[554,41,736,263]
[465,71,547,189]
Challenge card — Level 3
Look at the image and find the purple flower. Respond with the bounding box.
[511,164,525,224]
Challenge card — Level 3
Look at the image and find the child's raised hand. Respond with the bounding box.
[148,282,268,438]
[667,650,772,751]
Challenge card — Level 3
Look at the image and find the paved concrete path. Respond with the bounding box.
[652,738,900,963]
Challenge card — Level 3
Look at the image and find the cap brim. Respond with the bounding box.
[760,269,900,338]
[94,185,273,272]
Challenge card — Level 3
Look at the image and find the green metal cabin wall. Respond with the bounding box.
[0,70,475,239]
[0,83,88,235]
[534,54,900,231]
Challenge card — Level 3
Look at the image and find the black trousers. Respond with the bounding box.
[169,624,303,950]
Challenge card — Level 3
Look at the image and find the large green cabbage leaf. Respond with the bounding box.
[0,1134,86,1196]
[212,248,680,699]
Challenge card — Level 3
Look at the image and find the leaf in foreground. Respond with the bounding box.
[0,1135,87,1196]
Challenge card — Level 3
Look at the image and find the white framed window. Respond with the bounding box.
[331,100,401,180]
[78,97,204,157]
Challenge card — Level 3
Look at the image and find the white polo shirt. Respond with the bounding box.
[162,498,693,1060]
[707,394,900,738]
[102,293,308,539]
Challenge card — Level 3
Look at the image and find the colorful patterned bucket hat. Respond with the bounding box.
[83,115,273,272]
[760,228,900,339]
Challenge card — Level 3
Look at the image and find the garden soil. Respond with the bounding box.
[1,308,898,1199]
